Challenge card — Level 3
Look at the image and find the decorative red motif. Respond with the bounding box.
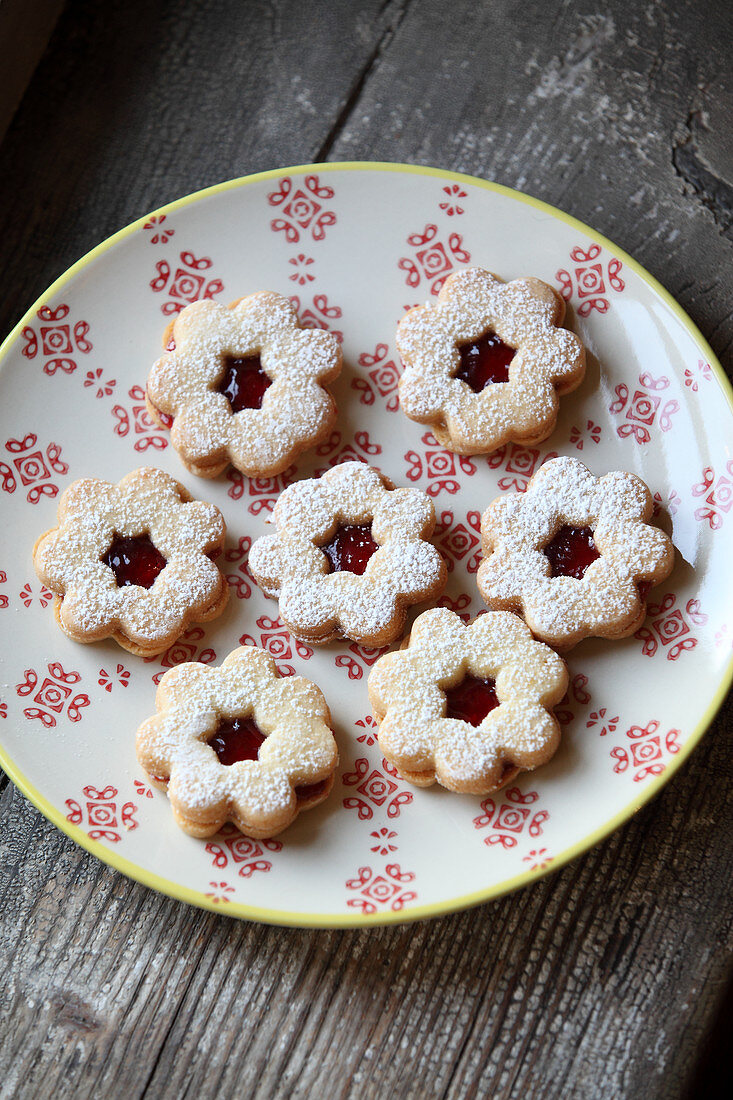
[523,848,553,870]
[609,372,679,444]
[334,642,386,681]
[398,223,470,296]
[610,720,681,782]
[98,664,131,692]
[436,591,473,622]
[19,581,54,608]
[635,593,708,661]
[439,184,467,216]
[315,428,382,474]
[219,535,253,600]
[205,882,235,903]
[150,250,224,315]
[205,823,282,877]
[569,419,601,449]
[555,672,591,727]
[586,707,619,736]
[16,662,89,727]
[352,344,401,412]
[486,442,557,493]
[65,784,137,842]
[83,367,116,398]
[653,489,681,517]
[0,570,6,609]
[289,292,343,342]
[405,431,477,496]
[239,615,313,677]
[0,701,6,719]
[355,715,378,746]
[684,360,712,390]
[267,174,336,243]
[143,214,174,244]
[0,434,68,504]
[21,304,92,376]
[556,243,625,315]
[433,509,481,573]
[370,827,398,855]
[692,461,733,530]
[473,787,549,849]
[342,757,413,820]
[133,779,154,799]
[145,626,216,684]
[345,863,417,913]
[288,253,315,285]
[112,384,168,452]
[226,465,297,514]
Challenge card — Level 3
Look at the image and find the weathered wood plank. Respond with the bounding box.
[0,0,731,1097]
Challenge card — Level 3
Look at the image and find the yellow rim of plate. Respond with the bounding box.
[1,161,731,929]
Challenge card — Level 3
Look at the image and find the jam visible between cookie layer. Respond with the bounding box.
[454,331,515,392]
[294,778,329,804]
[542,524,599,579]
[321,523,379,575]
[210,716,266,765]
[101,534,167,589]
[445,675,500,726]
[216,353,272,412]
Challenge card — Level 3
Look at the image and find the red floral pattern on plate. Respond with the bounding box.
[0,570,6,610]
[355,715,378,746]
[486,442,558,493]
[145,626,216,685]
[609,372,679,444]
[150,250,224,315]
[21,304,92,376]
[473,787,549,849]
[433,509,481,574]
[314,428,382,475]
[342,757,413,820]
[370,827,398,855]
[352,344,400,412]
[0,433,68,504]
[227,465,297,514]
[635,593,708,661]
[134,779,154,799]
[205,881,235,903]
[610,720,681,782]
[98,664,131,692]
[684,360,712,390]
[288,292,343,342]
[405,431,477,496]
[112,384,168,453]
[692,461,733,530]
[334,642,386,681]
[220,535,254,600]
[345,863,417,913]
[439,184,467,216]
[16,662,90,727]
[556,242,625,315]
[206,823,282,877]
[586,707,619,737]
[523,848,553,870]
[239,615,313,677]
[436,591,473,622]
[569,420,601,449]
[398,223,470,296]
[267,175,336,243]
[288,253,315,285]
[83,367,116,398]
[555,672,591,727]
[65,784,137,842]
[143,214,174,244]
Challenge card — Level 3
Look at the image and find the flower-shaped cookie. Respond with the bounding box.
[368,608,568,793]
[396,266,586,455]
[33,467,228,656]
[146,292,342,478]
[476,457,675,649]
[136,645,338,838]
[248,461,447,646]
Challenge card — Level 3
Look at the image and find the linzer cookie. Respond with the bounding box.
[396,266,585,455]
[248,461,447,646]
[146,292,342,479]
[136,645,338,838]
[33,466,228,657]
[368,608,568,794]
[476,456,675,649]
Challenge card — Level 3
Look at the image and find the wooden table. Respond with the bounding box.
[1,1,731,1095]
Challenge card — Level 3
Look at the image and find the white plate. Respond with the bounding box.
[1,163,731,927]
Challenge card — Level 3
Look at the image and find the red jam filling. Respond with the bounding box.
[542,525,599,579]
[453,331,515,392]
[321,523,378,575]
[294,778,329,804]
[209,716,266,765]
[101,534,167,589]
[445,675,499,726]
[216,353,271,412]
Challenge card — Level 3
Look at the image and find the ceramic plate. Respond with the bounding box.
[1,163,731,927]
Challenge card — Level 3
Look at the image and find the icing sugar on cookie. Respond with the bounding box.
[146,292,342,479]
[476,456,675,649]
[396,266,586,455]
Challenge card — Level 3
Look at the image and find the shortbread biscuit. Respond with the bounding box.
[396,266,585,454]
[476,456,675,649]
[136,645,338,838]
[146,293,342,479]
[33,467,228,657]
[248,461,447,646]
[368,608,568,793]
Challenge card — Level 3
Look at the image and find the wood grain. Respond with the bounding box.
[0,0,731,1097]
